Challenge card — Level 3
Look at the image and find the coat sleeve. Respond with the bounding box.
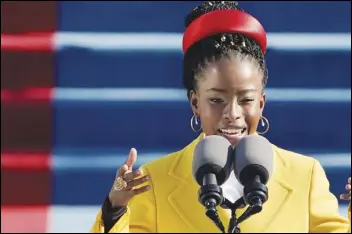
[308,159,351,233]
[90,166,157,233]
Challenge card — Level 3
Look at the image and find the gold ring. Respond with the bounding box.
[113,176,127,191]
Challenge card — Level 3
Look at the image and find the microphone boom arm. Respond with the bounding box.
[224,180,269,233]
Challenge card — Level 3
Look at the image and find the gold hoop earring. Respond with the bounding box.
[190,114,202,133]
[257,116,270,135]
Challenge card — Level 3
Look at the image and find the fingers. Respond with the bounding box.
[127,185,151,197]
[340,177,351,200]
[117,164,129,177]
[340,193,351,200]
[123,168,143,182]
[109,148,149,207]
[125,148,138,170]
[117,148,138,177]
[126,175,150,189]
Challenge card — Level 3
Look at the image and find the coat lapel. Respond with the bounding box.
[167,135,294,232]
[233,146,294,232]
[167,134,215,232]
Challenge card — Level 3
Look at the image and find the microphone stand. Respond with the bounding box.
[221,179,268,233]
[199,177,268,233]
[198,182,226,233]
[221,197,265,233]
[221,197,243,233]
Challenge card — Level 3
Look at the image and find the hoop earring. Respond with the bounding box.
[190,114,202,133]
[257,116,270,135]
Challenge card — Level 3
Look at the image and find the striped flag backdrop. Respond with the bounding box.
[1,1,351,232]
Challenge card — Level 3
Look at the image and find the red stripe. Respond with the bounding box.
[1,88,52,102]
[1,153,51,170]
[1,205,48,233]
[1,32,54,52]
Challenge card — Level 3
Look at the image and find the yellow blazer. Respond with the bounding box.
[91,134,351,233]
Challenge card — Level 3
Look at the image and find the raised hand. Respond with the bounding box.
[340,177,351,201]
[108,148,151,207]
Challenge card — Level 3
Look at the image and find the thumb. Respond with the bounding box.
[125,148,138,170]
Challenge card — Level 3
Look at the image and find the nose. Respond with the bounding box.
[223,101,242,122]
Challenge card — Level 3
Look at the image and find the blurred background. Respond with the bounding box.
[1,1,351,233]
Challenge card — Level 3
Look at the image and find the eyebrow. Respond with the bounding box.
[206,88,227,93]
[206,88,257,94]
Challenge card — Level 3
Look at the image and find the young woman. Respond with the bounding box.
[91,1,351,233]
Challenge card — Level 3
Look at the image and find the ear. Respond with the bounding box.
[259,92,266,116]
[189,90,200,116]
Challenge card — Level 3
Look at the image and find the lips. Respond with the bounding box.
[218,127,247,146]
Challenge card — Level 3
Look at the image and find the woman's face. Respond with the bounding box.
[190,56,266,146]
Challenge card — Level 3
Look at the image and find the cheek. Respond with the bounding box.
[242,101,261,114]
[198,100,223,134]
[243,102,261,133]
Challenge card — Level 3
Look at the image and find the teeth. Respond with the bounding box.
[220,129,241,134]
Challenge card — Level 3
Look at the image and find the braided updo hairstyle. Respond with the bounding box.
[183,1,268,99]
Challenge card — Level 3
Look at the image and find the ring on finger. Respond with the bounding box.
[113,176,127,191]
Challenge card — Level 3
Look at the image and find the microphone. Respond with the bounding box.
[233,135,273,214]
[192,135,234,233]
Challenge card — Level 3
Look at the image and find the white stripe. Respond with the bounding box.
[54,32,351,51]
[47,204,350,233]
[54,88,351,102]
[52,153,351,170]
[52,153,167,171]
[310,153,352,168]
[48,206,99,233]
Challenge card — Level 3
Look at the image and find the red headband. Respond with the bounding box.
[182,9,267,55]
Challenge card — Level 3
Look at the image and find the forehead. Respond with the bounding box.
[197,57,263,90]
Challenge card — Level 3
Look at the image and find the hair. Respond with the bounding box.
[183,1,268,98]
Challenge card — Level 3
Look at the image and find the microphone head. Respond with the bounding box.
[233,135,273,186]
[192,135,234,186]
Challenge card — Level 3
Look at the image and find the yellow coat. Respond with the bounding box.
[91,134,351,233]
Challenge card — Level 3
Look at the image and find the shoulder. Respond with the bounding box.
[272,145,326,194]
[275,146,315,163]
[273,145,318,174]
[140,149,183,176]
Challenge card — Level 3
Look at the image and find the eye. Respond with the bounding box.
[209,98,224,103]
[241,98,254,103]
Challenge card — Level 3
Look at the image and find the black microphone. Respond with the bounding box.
[233,135,274,214]
[192,135,234,233]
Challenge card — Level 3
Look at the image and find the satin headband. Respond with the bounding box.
[182,9,267,55]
